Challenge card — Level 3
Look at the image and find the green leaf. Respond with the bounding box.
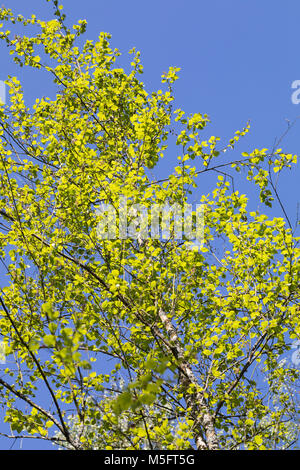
[43,335,56,348]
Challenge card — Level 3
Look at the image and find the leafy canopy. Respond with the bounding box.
[0,0,299,450]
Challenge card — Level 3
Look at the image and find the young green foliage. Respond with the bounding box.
[0,0,299,450]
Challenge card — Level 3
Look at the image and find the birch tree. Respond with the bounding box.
[0,0,299,450]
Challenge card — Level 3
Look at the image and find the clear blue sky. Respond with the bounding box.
[0,0,300,449]
[1,0,299,218]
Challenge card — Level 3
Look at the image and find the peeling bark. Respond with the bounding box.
[158,309,219,450]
